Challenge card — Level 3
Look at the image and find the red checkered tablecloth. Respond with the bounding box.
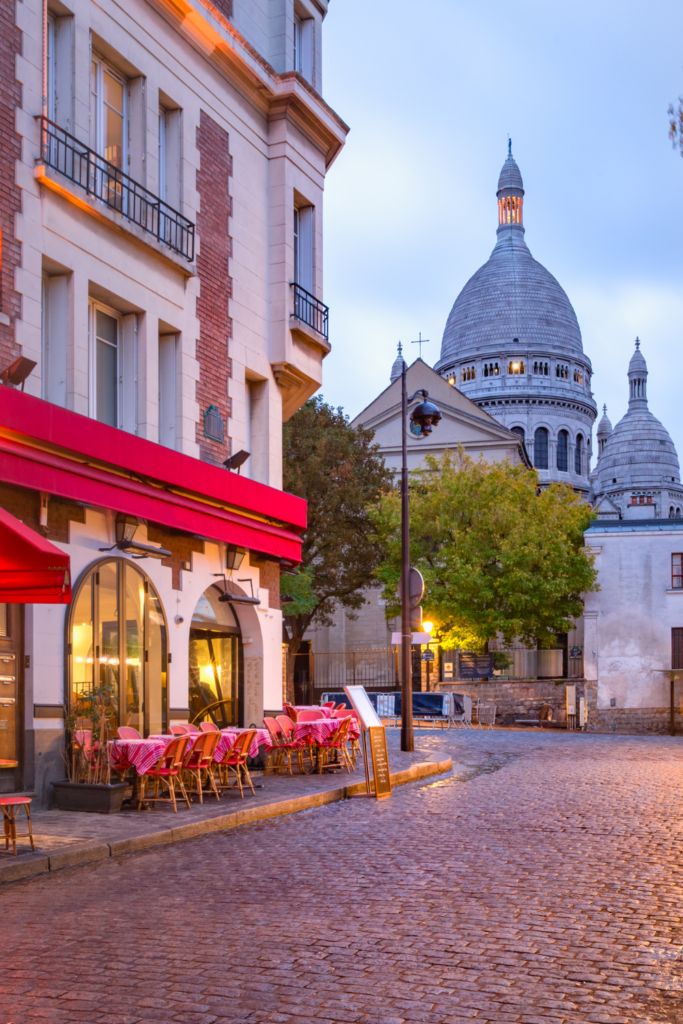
[292,705,335,718]
[108,738,169,775]
[215,728,272,761]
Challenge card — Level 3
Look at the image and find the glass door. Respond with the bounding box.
[189,630,238,727]
[0,604,22,793]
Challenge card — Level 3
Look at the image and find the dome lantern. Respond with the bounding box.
[497,139,524,230]
[628,337,648,407]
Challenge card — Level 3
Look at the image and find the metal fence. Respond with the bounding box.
[291,282,329,340]
[442,647,584,681]
[290,647,399,696]
[39,116,195,261]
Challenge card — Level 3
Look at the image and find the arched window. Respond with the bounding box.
[575,434,583,475]
[557,430,568,472]
[534,427,549,470]
[511,426,525,441]
[69,558,168,735]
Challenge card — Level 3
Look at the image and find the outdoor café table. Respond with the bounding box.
[108,737,170,775]
[292,704,335,718]
[215,728,272,762]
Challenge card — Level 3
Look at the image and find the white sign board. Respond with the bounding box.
[344,685,383,730]
[391,632,432,645]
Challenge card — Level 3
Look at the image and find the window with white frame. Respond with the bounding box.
[42,273,68,408]
[294,205,314,293]
[89,300,137,432]
[293,11,313,82]
[47,14,56,122]
[158,333,177,449]
[91,55,127,170]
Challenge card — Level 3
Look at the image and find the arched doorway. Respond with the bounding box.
[69,558,168,735]
[188,585,243,727]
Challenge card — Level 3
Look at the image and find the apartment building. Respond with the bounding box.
[0,0,347,802]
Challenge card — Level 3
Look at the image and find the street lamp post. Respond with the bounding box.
[400,363,441,752]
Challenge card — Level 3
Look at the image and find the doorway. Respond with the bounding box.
[189,586,243,727]
[0,603,23,794]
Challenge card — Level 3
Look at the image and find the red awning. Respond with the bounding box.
[0,507,71,603]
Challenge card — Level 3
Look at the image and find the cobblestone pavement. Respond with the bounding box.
[3,729,683,1024]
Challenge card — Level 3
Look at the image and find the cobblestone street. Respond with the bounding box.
[3,730,683,1024]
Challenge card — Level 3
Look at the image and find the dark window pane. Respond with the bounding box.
[557,430,568,472]
[575,434,583,474]
[511,426,525,441]
[673,628,683,670]
[96,338,117,426]
[534,427,548,470]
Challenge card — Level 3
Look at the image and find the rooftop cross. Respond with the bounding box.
[411,332,430,358]
[508,136,512,156]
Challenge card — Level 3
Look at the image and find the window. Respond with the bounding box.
[293,205,314,293]
[574,368,583,384]
[575,434,583,475]
[483,362,499,377]
[461,365,476,382]
[293,13,313,82]
[158,333,177,449]
[42,273,68,407]
[673,555,683,588]
[533,361,549,375]
[508,360,525,375]
[673,628,683,669]
[47,15,56,122]
[70,559,168,735]
[0,604,7,637]
[189,586,242,726]
[158,103,181,211]
[89,300,137,432]
[557,430,568,472]
[91,55,127,170]
[511,426,525,441]
[556,364,568,379]
[534,427,548,470]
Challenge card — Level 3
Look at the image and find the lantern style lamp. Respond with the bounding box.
[225,544,246,571]
[410,398,442,437]
[115,514,139,546]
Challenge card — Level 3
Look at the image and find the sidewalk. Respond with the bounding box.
[0,733,452,885]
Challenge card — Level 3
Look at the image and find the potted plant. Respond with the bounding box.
[53,681,129,813]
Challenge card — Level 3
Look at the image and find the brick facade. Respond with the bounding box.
[0,484,85,544]
[0,0,23,368]
[146,524,205,591]
[195,111,233,465]
[252,556,280,609]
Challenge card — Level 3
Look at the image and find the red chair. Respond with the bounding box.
[335,704,347,711]
[182,731,221,803]
[186,723,201,734]
[137,735,192,813]
[283,702,299,722]
[219,730,256,797]
[117,726,141,740]
[297,710,323,722]
[333,709,362,764]
[317,717,352,773]
[263,717,291,774]
[275,715,307,773]
[323,701,335,709]
[170,723,191,735]
[0,796,34,856]
[199,721,220,733]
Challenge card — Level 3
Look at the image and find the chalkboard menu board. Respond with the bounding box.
[344,685,392,800]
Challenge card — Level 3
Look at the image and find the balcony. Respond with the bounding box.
[291,282,329,341]
[37,116,195,263]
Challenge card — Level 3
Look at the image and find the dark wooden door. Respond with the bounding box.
[0,603,23,793]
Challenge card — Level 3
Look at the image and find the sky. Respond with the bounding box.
[318,0,683,456]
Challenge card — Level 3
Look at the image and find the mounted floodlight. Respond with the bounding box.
[1,356,37,390]
[223,449,250,473]
[213,573,260,605]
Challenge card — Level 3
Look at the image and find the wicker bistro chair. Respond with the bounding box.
[219,730,256,798]
[333,708,362,766]
[117,726,141,740]
[170,723,191,735]
[283,702,299,722]
[317,716,353,774]
[293,710,324,769]
[276,715,309,773]
[181,731,221,803]
[263,717,293,774]
[199,721,220,732]
[137,735,192,813]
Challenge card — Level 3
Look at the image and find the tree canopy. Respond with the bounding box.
[281,397,392,667]
[370,448,598,651]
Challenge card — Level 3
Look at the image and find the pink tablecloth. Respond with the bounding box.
[292,718,359,744]
[108,738,168,775]
[292,705,335,718]
[215,728,272,761]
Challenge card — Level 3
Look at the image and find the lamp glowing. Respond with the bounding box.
[423,621,434,633]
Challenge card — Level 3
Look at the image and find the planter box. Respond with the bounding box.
[52,781,129,814]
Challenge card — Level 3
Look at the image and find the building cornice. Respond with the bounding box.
[152,0,349,167]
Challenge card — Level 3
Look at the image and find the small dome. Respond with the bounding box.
[629,337,647,374]
[597,404,613,438]
[390,342,406,383]
[497,142,524,193]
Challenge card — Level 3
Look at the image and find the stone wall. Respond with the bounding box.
[437,678,586,727]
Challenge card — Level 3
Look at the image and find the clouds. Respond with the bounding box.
[319,0,683,456]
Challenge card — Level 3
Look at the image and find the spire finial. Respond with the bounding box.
[635,336,640,349]
[508,136,512,156]
[397,341,402,355]
[603,403,607,414]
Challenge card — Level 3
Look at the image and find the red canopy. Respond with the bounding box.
[0,506,71,603]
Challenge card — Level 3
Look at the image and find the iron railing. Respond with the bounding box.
[291,282,329,340]
[443,646,584,680]
[290,647,399,696]
[38,116,195,262]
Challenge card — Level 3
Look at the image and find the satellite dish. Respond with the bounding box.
[397,567,424,609]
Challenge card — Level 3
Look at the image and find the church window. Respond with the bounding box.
[461,365,476,382]
[534,427,548,470]
[557,430,568,472]
[511,426,525,441]
[556,364,568,379]
[573,368,583,384]
[647,496,652,504]
[575,434,583,474]
[448,376,455,386]
[631,495,637,504]
[508,360,524,375]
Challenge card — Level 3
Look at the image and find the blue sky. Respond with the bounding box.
[319,0,683,454]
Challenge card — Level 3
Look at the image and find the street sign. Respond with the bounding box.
[422,649,435,662]
[397,567,424,608]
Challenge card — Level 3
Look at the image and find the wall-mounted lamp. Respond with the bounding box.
[1,355,37,390]
[223,450,250,473]
[225,544,246,571]
[212,572,260,605]
[99,513,172,559]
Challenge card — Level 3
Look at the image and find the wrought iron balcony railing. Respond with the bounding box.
[38,116,195,262]
[291,282,329,341]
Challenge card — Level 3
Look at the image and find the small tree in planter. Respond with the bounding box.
[55,680,129,813]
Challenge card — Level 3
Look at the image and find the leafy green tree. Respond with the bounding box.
[282,397,392,695]
[371,448,598,651]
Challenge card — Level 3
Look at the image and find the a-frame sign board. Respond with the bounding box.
[344,685,392,799]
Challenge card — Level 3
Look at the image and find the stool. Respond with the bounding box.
[0,796,34,856]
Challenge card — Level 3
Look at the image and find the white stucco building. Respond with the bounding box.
[0,0,347,802]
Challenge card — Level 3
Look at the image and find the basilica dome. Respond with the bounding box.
[596,340,680,493]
